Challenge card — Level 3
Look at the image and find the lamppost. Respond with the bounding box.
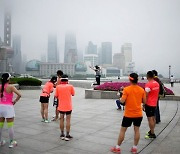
[169,65,171,79]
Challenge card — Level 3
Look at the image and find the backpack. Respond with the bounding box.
[159,80,166,98]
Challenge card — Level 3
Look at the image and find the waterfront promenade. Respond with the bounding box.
[0,83,180,154]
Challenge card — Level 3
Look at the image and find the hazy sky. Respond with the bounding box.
[0,0,180,77]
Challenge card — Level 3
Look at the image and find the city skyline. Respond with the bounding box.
[0,0,180,77]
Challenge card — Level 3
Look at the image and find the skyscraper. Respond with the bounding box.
[86,41,97,54]
[64,32,77,63]
[101,42,112,65]
[47,34,59,63]
[4,11,11,46]
[113,53,125,71]
[12,35,22,74]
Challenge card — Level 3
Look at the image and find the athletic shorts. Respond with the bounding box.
[39,96,49,103]
[121,116,143,127]
[0,104,15,118]
[145,104,156,117]
[59,110,72,115]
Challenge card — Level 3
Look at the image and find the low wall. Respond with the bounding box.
[19,86,41,90]
[85,89,180,101]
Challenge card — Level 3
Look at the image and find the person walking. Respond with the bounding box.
[144,71,159,139]
[52,70,63,121]
[0,73,21,148]
[39,76,57,123]
[111,73,146,154]
[55,74,75,141]
[89,65,101,85]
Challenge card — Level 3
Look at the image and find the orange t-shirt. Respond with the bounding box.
[121,85,146,118]
[55,84,75,111]
[40,81,54,97]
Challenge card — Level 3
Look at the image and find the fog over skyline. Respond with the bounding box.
[0,0,180,77]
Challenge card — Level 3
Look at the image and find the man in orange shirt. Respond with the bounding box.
[55,74,75,141]
[111,73,146,154]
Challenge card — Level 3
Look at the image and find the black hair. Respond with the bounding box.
[1,73,10,98]
[95,65,99,69]
[50,76,57,84]
[129,73,138,84]
[152,70,158,76]
[61,74,68,82]
[57,70,63,77]
[147,71,154,79]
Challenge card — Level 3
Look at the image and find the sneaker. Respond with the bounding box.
[145,133,156,139]
[9,140,17,148]
[110,146,121,153]
[146,130,151,135]
[0,140,6,146]
[41,119,45,122]
[131,147,137,154]
[60,134,65,140]
[65,135,73,141]
[44,119,50,123]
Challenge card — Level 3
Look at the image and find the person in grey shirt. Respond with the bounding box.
[90,65,101,85]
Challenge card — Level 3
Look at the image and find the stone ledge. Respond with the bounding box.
[85,89,180,101]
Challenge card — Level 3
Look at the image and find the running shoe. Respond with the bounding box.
[9,140,17,148]
[146,130,151,135]
[44,119,50,123]
[65,135,73,141]
[145,133,156,139]
[131,147,137,154]
[60,134,65,140]
[110,146,121,153]
[41,119,45,122]
[0,140,6,146]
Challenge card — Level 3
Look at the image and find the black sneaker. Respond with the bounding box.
[65,135,73,141]
[145,133,156,139]
[60,134,65,140]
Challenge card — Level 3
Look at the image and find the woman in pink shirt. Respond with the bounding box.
[0,73,21,148]
[39,76,57,123]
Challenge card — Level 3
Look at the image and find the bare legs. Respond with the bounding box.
[41,103,49,120]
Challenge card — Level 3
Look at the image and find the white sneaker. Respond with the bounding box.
[9,140,17,148]
[44,119,50,123]
[0,140,6,146]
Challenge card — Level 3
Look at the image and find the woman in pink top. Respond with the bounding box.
[0,73,21,148]
[39,76,57,123]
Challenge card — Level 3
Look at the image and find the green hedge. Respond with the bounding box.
[0,77,42,86]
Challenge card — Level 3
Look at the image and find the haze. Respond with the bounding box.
[0,0,180,77]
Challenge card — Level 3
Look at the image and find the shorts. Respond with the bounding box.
[0,104,15,118]
[145,104,156,117]
[39,96,49,103]
[59,110,72,115]
[121,116,143,127]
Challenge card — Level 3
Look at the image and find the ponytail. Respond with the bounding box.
[1,73,10,98]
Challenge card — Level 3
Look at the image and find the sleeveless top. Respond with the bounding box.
[0,84,13,106]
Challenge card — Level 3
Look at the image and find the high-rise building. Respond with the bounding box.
[4,11,11,46]
[86,41,97,54]
[121,43,132,63]
[47,34,59,63]
[101,42,112,65]
[64,32,77,63]
[113,53,125,71]
[12,35,22,74]
[84,54,98,67]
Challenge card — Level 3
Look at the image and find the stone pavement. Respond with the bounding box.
[0,86,180,154]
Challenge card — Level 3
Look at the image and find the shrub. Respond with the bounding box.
[16,78,42,86]
[94,82,174,95]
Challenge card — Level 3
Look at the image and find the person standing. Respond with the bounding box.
[89,65,101,85]
[52,70,63,121]
[144,71,159,139]
[39,76,57,123]
[170,75,174,87]
[55,74,75,141]
[111,73,146,154]
[0,73,21,148]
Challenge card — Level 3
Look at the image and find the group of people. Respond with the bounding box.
[39,70,75,141]
[0,69,163,152]
[111,70,164,154]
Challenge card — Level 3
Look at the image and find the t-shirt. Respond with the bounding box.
[55,84,75,111]
[121,85,146,118]
[145,80,159,107]
[40,81,54,97]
